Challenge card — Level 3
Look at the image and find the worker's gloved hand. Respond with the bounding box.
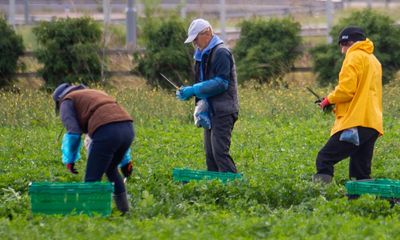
[314,99,321,105]
[319,97,330,109]
[66,163,78,174]
[319,97,333,112]
[176,86,195,101]
[120,162,133,178]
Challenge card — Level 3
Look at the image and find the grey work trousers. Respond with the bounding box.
[204,112,238,173]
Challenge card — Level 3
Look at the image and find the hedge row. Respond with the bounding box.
[1,9,400,89]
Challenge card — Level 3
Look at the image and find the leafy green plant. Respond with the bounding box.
[32,17,103,87]
[0,18,25,88]
[133,15,193,89]
[1,82,400,238]
[234,18,302,85]
[311,10,400,86]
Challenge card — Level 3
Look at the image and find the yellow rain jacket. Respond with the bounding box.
[327,38,383,136]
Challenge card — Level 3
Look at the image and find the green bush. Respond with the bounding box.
[234,18,302,85]
[311,10,400,86]
[0,18,25,88]
[133,16,193,89]
[33,17,103,87]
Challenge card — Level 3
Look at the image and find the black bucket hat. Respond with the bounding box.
[338,26,366,45]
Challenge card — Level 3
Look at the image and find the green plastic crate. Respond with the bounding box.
[173,168,242,183]
[29,182,114,216]
[345,179,400,198]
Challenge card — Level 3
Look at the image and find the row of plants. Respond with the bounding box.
[1,9,400,89]
[1,83,400,238]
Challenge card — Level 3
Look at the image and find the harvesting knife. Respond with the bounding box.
[160,73,180,89]
[306,87,322,102]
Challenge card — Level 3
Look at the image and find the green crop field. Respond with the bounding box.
[1,83,400,239]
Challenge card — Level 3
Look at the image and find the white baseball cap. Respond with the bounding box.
[184,18,211,44]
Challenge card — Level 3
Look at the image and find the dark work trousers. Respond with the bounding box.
[85,121,134,194]
[204,112,238,173]
[316,126,379,180]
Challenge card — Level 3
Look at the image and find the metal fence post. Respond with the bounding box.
[180,0,187,19]
[385,0,390,9]
[9,0,16,27]
[326,0,333,44]
[24,0,30,24]
[367,0,372,8]
[103,0,111,25]
[126,0,137,51]
[219,0,226,43]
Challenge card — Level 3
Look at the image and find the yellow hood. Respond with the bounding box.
[347,38,374,55]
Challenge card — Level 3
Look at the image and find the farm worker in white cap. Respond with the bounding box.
[176,18,240,173]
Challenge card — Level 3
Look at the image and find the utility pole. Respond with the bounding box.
[24,0,30,24]
[126,0,137,51]
[219,0,226,43]
[326,0,333,44]
[9,0,16,27]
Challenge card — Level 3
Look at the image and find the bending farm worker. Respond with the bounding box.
[83,134,133,181]
[52,83,135,214]
[177,18,239,173]
[313,26,383,184]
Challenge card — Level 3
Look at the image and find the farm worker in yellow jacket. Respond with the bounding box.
[313,26,383,184]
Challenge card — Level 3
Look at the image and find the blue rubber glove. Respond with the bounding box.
[118,148,132,178]
[61,132,82,165]
[176,86,195,101]
[118,148,131,168]
[192,77,229,99]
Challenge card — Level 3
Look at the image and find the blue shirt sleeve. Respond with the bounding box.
[60,100,83,134]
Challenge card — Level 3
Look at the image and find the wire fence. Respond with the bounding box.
[3,1,399,26]
[1,0,340,23]
[3,0,400,79]
[15,48,312,80]
[3,0,400,46]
